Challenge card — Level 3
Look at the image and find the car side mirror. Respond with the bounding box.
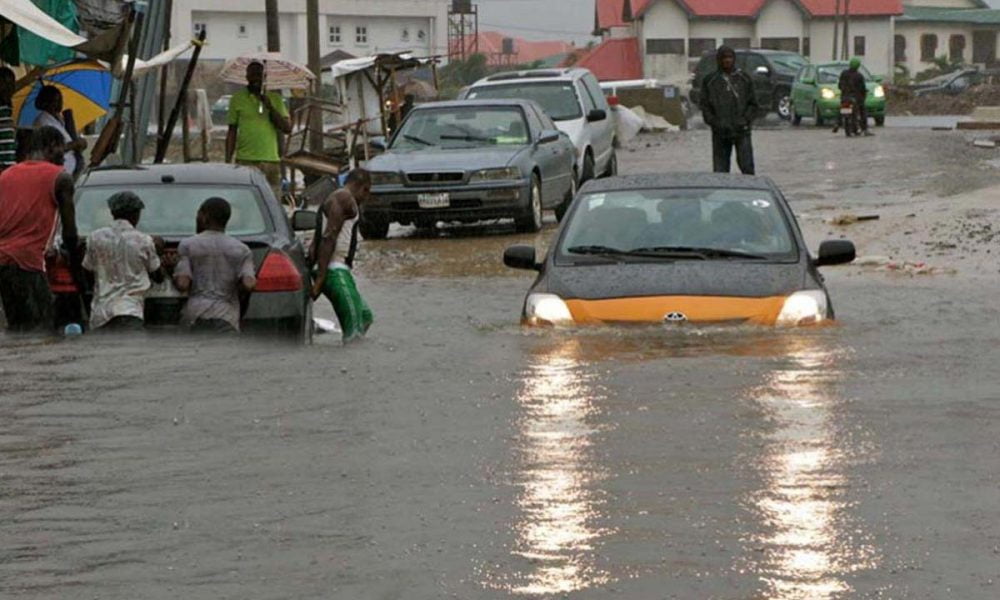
[586,109,607,122]
[815,240,856,267]
[537,129,561,145]
[504,245,540,271]
[755,65,770,75]
[291,209,319,232]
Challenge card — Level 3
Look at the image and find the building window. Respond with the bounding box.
[356,26,368,45]
[402,28,410,42]
[237,23,248,38]
[417,29,426,42]
[193,22,207,37]
[329,25,341,44]
[895,34,906,63]
[854,36,866,56]
[973,31,995,63]
[688,38,715,58]
[760,37,799,52]
[921,34,938,62]
[723,37,751,50]
[802,37,810,57]
[646,38,684,55]
[950,34,966,62]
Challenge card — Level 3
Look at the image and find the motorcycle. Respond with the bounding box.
[840,98,861,137]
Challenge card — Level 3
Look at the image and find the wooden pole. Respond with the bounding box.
[833,0,841,61]
[307,0,323,154]
[181,91,191,163]
[843,0,851,61]
[154,29,207,163]
[157,0,174,139]
[266,0,281,52]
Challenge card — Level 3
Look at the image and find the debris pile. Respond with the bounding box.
[887,84,1000,116]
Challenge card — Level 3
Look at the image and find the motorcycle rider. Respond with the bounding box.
[834,57,873,136]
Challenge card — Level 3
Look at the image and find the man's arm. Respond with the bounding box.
[173,242,192,292]
[54,173,78,251]
[238,246,257,293]
[699,76,716,128]
[743,74,759,127]
[260,93,292,134]
[310,191,357,299]
[225,125,238,163]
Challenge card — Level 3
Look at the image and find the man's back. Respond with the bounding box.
[175,231,255,330]
[0,160,64,271]
[839,69,867,99]
[83,221,159,329]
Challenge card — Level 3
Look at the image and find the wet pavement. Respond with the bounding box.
[3,126,1000,599]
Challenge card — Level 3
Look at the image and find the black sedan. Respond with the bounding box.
[360,99,577,238]
[49,163,318,342]
[504,173,855,327]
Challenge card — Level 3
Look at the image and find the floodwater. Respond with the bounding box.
[3,127,1000,598]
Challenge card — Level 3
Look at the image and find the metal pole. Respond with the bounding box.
[833,0,841,60]
[157,0,173,140]
[154,29,207,163]
[843,0,851,61]
[266,0,281,52]
[307,0,323,154]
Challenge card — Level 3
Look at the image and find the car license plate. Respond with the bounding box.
[840,107,853,115]
[417,193,450,209]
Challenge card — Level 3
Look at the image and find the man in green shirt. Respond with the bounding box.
[225,61,292,198]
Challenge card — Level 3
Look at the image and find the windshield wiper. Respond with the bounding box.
[566,245,684,261]
[402,134,434,146]
[440,133,492,142]
[630,246,768,260]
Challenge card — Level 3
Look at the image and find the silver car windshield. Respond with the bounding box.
[391,106,530,150]
[466,82,583,121]
[76,185,269,236]
[560,188,797,260]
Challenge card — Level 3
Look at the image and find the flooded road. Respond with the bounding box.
[3,127,1000,598]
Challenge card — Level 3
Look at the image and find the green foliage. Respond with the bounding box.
[438,53,490,98]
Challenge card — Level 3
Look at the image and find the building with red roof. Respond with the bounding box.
[460,32,575,67]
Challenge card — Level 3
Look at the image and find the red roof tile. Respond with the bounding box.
[625,0,901,19]
[462,32,574,65]
[596,0,628,31]
[576,37,643,81]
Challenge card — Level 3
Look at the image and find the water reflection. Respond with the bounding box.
[502,338,612,595]
[748,341,876,598]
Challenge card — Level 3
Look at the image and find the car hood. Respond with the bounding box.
[543,261,807,300]
[368,147,527,173]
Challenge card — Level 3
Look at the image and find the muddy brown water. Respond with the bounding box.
[3,127,1000,598]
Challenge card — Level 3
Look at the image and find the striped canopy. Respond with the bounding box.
[219,52,316,91]
[12,60,112,129]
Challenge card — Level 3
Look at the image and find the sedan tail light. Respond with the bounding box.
[255,251,302,292]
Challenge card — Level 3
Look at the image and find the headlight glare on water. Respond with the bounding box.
[525,293,574,327]
[776,290,829,327]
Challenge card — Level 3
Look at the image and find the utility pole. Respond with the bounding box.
[842,0,851,60]
[833,0,841,60]
[306,0,322,153]
[266,0,280,52]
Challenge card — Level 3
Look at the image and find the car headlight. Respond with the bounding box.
[873,85,885,98]
[524,293,574,327]
[369,171,402,186]
[820,88,837,100]
[776,290,829,327]
[469,167,522,183]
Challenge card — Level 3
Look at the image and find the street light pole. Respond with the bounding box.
[266,0,280,52]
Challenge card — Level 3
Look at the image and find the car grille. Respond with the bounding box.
[391,199,483,211]
[406,172,465,184]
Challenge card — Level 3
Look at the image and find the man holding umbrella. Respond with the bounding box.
[226,61,292,197]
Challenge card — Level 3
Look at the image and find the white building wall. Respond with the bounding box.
[904,0,981,7]
[894,22,980,76]
[808,18,894,77]
[755,0,805,44]
[639,0,689,82]
[688,20,754,44]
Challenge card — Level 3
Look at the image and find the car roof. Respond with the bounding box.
[80,163,257,187]
[579,173,779,194]
[411,98,539,110]
[471,68,588,86]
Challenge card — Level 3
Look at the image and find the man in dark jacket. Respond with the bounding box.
[699,46,759,174]
[835,57,872,136]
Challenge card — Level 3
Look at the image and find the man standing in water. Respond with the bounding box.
[699,46,759,175]
[310,169,374,343]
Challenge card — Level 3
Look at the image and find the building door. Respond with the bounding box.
[973,31,997,65]
[894,35,906,64]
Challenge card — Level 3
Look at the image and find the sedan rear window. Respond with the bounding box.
[466,82,583,121]
[560,188,797,260]
[76,185,269,237]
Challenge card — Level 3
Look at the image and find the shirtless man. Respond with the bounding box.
[310,168,373,343]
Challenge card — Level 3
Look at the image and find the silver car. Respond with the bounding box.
[360,99,577,239]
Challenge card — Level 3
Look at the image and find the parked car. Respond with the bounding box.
[460,68,617,185]
[360,99,577,238]
[690,49,808,120]
[49,163,317,342]
[503,173,855,327]
[790,62,886,127]
[211,94,231,125]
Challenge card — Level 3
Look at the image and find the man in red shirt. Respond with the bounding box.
[0,126,78,333]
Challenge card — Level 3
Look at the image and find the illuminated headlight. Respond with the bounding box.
[469,167,522,183]
[776,290,829,327]
[369,171,402,186]
[524,293,574,327]
[820,88,837,100]
[873,85,885,98]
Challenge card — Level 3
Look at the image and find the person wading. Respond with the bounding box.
[225,61,292,198]
[310,169,374,343]
[0,126,78,333]
[699,46,759,175]
[835,57,873,137]
[82,192,167,333]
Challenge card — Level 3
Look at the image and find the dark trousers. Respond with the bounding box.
[0,264,53,333]
[711,131,755,175]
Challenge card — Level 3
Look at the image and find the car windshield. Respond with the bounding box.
[465,82,583,121]
[769,53,808,74]
[559,188,797,260]
[817,65,874,84]
[390,106,530,150]
[76,185,269,237]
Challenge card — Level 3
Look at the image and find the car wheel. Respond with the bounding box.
[555,168,577,222]
[791,105,802,126]
[515,174,543,233]
[602,149,618,177]
[875,116,885,127]
[776,92,792,120]
[814,105,825,127]
[358,217,389,240]
[581,151,596,183]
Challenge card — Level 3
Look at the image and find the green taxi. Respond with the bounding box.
[790,62,886,127]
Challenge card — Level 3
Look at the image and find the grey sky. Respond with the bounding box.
[476,0,597,45]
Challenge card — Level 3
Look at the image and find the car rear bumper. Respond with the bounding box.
[366,182,530,224]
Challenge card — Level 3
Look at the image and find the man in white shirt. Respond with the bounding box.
[32,86,86,177]
[82,192,165,332]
